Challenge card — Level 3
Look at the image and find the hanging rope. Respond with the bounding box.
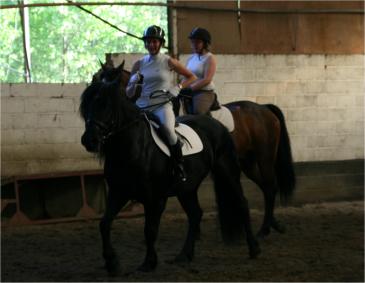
[66,0,169,50]
[66,0,141,41]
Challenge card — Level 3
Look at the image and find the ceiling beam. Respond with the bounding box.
[1,1,363,14]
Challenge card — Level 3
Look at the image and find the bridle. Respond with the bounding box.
[86,116,141,144]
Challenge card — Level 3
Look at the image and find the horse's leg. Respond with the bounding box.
[258,186,276,238]
[256,158,279,239]
[270,215,286,233]
[175,192,202,262]
[259,185,286,234]
[240,155,281,238]
[138,197,167,272]
[241,194,261,258]
[100,189,129,275]
[213,151,260,259]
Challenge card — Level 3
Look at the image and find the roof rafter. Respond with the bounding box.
[1,1,363,14]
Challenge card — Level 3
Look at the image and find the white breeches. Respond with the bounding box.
[152,102,177,145]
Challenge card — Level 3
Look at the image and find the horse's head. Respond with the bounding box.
[80,70,128,154]
[92,60,131,88]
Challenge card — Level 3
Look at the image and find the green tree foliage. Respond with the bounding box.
[0,4,25,82]
[0,1,168,83]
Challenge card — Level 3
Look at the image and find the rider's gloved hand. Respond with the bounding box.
[168,85,181,97]
[179,87,193,97]
[129,72,142,84]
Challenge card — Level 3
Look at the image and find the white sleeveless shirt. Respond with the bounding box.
[186,52,215,91]
[136,53,173,108]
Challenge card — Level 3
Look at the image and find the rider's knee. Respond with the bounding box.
[160,124,177,145]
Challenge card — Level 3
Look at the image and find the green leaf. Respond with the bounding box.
[1,1,168,83]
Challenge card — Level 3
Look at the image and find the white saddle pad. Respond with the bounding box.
[148,121,203,157]
[211,105,235,132]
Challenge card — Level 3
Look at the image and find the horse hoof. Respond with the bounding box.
[137,261,157,272]
[249,245,261,259]
[256,228,270,240]
[174,253,193,263]
[105,259,120,276]
[271,221,286,233]
[107,269,119,277]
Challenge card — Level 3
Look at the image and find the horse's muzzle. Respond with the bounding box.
[81,132,99,152]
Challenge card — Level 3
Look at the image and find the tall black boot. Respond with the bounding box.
[170,141,187,182]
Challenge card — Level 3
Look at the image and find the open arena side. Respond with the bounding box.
[1,1,364,282]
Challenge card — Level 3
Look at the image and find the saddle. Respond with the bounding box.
[210,106,235,132]
[144,114,203,157]
[178,98,235,132]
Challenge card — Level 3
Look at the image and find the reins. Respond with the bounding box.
[98,89,177,143]
[139,90,175,110]
[100,116,142,143]
[139,99,172,110]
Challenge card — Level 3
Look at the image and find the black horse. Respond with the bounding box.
[94,62,296,238]
[80,64,260,274]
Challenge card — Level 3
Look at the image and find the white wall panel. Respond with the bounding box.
[1,54,364,176]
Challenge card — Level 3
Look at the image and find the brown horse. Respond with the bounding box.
[93,61,296,238]
[226,101,295,237]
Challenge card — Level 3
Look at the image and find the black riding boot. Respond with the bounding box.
[170,141,187,182]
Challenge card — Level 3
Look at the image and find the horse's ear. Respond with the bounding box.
[116,60,125,73]
[111,68,124,86]
[99,59,107,71]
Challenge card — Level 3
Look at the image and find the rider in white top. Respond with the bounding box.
[136,53,173,109]
[180,27,220,115]
[186,52,215,91]
[126,25,197,181]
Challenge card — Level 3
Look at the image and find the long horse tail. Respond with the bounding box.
[211,135,249,243]
[265,104,296,204]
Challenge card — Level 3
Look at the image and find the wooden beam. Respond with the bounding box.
[1,1,363,14]
[18,0,32,82]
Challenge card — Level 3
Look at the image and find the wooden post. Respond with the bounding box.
[18,0,32,82]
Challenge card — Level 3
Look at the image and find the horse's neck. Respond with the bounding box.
[113,98,149,143]
[122,70,131,86]
[114,94,138,120]
[105,115,154,172]
[104,107,166,179]
[106,94,159,166]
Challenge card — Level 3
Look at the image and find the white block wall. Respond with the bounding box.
[1,54,364,177]
[115,53,364,162]
[181,54,364,162]
[1,83,101,177]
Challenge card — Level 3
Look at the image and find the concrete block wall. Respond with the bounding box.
[1,54,364,176]
[113,53,364,162]
[179,54,364,162]
[1,83,101,177]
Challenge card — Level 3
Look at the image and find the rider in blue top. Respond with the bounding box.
[126,25,197,181]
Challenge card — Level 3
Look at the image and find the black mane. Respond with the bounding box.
[79,81,102,120]
[80,79,140,131]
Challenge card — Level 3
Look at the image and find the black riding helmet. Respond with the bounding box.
[188,27,211,45]
[142,25,165,44]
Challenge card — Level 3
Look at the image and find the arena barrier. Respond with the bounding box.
[1,170,144,226]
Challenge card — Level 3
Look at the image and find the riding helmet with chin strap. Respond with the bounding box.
[142,25,165,44]
[188,27,211,45]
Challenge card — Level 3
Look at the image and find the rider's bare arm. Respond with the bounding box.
[168,57,197,89]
